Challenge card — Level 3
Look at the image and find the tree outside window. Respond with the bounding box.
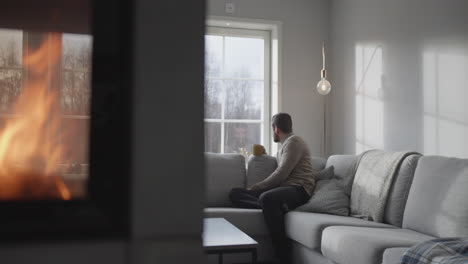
[204,27,270,155]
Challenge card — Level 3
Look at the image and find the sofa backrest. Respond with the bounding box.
[246,155,326,187]
[383,154,421,227]
[326,155,359,195]
[247,155,277,187]
[311,156,327,171]
[205,153,246,207]
[204,153,327,207]
[326,153,421,227]
[402,156,468,237]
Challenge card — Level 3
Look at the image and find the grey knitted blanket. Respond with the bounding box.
[350,150,418,222]
[401,237,468,264]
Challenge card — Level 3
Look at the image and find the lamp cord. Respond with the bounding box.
[322,41,327,157]
[322,42,326,70]
[323,96,327,157]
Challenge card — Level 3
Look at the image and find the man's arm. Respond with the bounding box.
[249,139,303,191]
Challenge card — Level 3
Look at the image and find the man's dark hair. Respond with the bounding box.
[272,113,293,133]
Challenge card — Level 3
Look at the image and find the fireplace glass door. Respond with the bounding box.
[0,30,92,201]
[0,0,132,240]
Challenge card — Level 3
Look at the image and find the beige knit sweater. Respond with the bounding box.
[251,134,317,195]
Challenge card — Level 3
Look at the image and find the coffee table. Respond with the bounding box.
[203,218,258,264]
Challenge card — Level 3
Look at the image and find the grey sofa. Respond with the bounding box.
[204,152,468,264]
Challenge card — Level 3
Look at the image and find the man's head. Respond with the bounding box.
[271,113,293,142]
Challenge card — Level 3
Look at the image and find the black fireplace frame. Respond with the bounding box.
[0,0,133,241]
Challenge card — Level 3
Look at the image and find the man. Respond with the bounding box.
[229,113,316,264]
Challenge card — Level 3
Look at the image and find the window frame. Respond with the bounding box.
[205,26,272,154]
[61,33,93,119]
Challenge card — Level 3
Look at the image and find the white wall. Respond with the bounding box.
[207,0,330,157]
[329,0,468,158]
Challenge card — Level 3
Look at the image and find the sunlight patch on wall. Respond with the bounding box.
[423,46,468,158]
[355,44,384,154]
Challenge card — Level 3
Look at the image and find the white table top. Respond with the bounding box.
[203,218,258,250]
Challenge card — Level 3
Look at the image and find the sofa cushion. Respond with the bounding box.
[402,156,468,237]
[295,167,350,216]
[246,155,277,187]
[384,154,421,227]
[325,155,359,195]
[321,226,434,264]
[382,247,409,264]
[205,153,246,207]
[315,165,336,181]
[285,212,394,250]
[204,208,269,236]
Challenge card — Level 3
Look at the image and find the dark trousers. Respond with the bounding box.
[229,186,310,264]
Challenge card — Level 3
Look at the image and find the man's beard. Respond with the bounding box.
[273,132,279,142]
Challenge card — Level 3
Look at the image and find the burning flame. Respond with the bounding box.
[0,33,71,200]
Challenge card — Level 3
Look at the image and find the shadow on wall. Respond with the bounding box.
[423,43,468,158]
[355,43,384,154]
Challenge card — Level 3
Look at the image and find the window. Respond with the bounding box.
[0,29,23,114]
[61,33,92,116]
[60,33,93,183]
[204,26,271,154]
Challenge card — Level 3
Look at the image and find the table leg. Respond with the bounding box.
[252,248,257,264]
[218,252,223,264]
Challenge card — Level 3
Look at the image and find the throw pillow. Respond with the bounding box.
[296,166,350,216]
[316,165,335,181]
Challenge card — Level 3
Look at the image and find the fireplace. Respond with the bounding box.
[0,0,132,240]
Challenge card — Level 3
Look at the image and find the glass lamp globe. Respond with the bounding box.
[317,78,331,95]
